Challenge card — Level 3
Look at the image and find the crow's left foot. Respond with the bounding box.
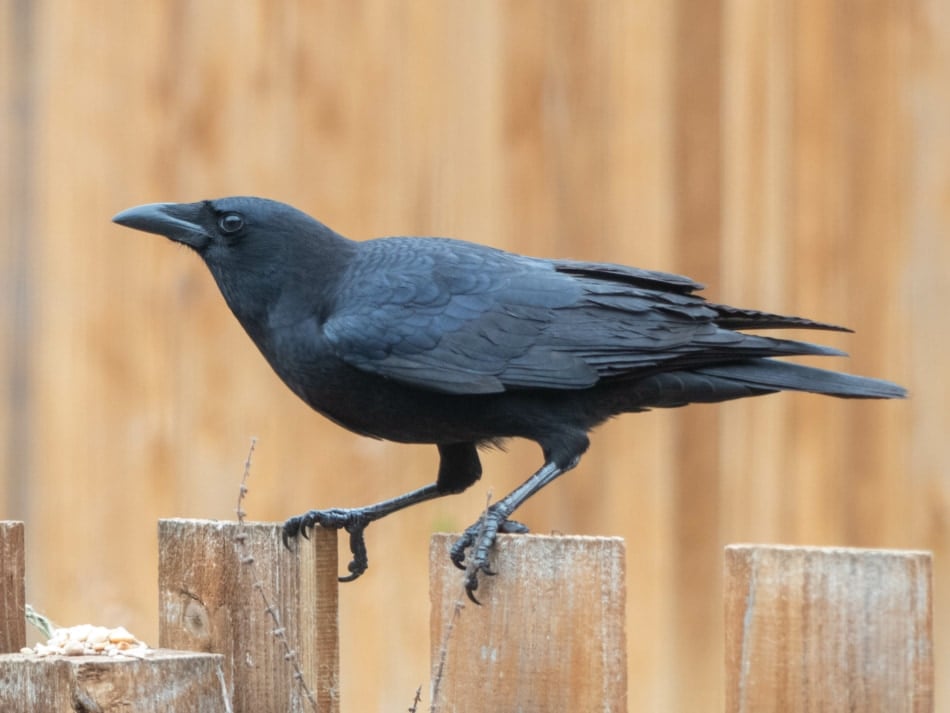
[449,510,529,604]
[283,508,371,582]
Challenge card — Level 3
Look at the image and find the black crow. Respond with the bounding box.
[114,197,905,601]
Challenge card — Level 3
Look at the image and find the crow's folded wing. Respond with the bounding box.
[323,238,843,395]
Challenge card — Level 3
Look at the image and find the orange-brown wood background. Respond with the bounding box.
[1,2,946,710]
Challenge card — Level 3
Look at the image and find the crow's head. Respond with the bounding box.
[114,196,355,324]
[113,196,334,261]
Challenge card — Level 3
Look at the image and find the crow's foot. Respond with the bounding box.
[449,511,529,604]
[283,508,370,582]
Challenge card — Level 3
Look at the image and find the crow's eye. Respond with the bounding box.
[218,213,245,234]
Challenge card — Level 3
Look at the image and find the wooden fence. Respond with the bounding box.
[2,2,948,710]
[0,520,933,712]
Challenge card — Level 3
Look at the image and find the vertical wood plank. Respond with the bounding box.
[902,2,950,709]
[720,0,798,540]
[670,1,725,709]
[429,534,626,713]
[0,0,36,522]
[0,523,25,653]
[788,0,911,547]
[725,544,933,713]
[158,519,339,713]
[600,3,679,709]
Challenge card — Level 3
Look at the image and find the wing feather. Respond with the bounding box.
[322,237,848,395]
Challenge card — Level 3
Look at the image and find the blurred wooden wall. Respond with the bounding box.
[1,1,946,710]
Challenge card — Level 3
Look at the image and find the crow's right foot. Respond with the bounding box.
[283,508,371,582]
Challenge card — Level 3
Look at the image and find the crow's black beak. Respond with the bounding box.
[113,202,211,250]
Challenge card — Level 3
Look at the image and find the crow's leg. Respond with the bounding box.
[283,443,481,582]
[450,445,584,604]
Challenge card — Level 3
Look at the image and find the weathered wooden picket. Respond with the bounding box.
[0,520,933,711]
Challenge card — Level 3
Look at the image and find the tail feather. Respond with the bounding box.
[695,359,907,399]
[709,305,853,333]
[626,359,906,411]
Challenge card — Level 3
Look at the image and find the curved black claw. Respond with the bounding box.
[282,509,371,583]
[449,512,530,604]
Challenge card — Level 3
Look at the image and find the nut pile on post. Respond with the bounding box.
[21,624,150,657]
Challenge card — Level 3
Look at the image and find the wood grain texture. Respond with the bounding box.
[725,544,933,713]
[429,534,626,713]
[0,1,944,709]
[0,650,229,713]
[158,519,338,713]
[0,523,25,653]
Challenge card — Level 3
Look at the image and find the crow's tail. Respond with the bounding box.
[627,359,906,410]
[696,360,907,399]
